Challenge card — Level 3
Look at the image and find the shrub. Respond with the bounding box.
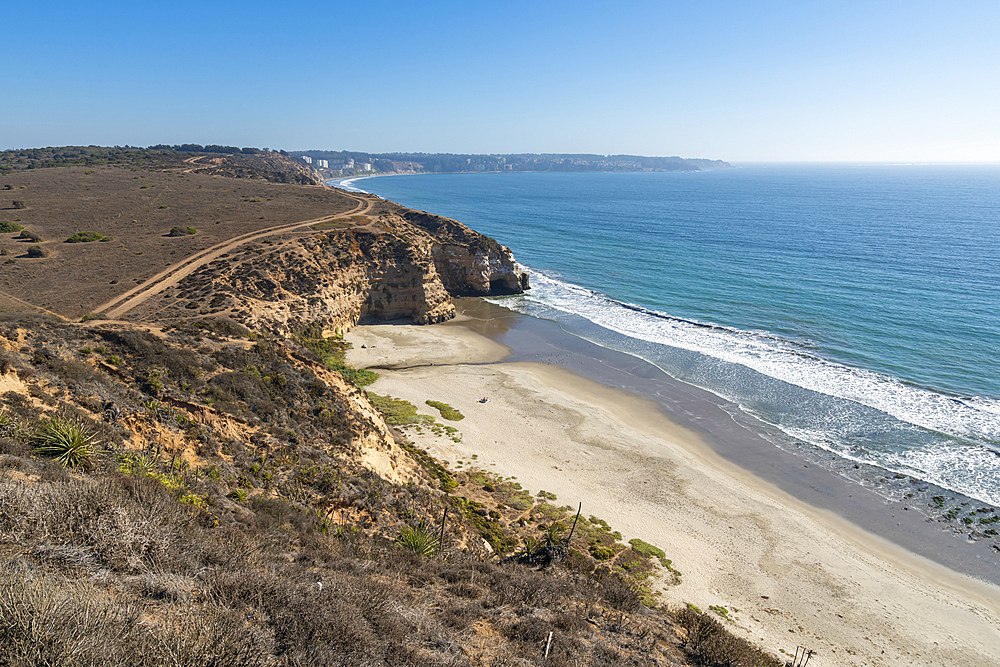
[367,392,419,425]
[425,400,464,421]
[117,451,157,477]
[0,220,22,233]
[300,335,379,387]
[11,200,26,209]
[65,231,104,243]
[25,244,48,258]
[674,606,783,666]
[18,229,42,242]
[31,417,97,468]
[167,226,197,236]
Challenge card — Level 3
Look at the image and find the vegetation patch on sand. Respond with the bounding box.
[425,399,464,421]
[300,333,379,387]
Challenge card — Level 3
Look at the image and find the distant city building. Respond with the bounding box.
[362,163,372,171]
[302,156,313,164]
[317,159,329,169]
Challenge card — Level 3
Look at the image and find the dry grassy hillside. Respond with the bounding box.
[0,149,786,667]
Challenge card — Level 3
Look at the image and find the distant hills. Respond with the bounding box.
[0,146,729,178]
[292,151,730,175]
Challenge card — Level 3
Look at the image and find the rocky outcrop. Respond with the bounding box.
[152,200,528,335]
[397,210,530,296]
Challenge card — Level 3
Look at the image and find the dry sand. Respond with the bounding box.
[346,314,1000,667]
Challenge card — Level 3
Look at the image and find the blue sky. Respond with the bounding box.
[5,1,998,162]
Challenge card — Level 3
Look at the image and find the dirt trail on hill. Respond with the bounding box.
[97,192,374,320]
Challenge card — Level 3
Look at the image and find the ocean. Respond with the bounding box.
[340,165,1000,533]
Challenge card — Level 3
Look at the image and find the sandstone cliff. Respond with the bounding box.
[140,199,529,335]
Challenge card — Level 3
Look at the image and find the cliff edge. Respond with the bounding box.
[131,197,529,335]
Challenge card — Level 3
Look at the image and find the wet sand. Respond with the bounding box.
[346,300,1000,667]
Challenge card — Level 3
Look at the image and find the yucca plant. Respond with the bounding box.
[395,520,441,557]
[518,536,540,556]
[32,417,97,468]
[544,521,567,548]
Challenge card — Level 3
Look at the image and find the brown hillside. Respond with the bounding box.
[0,153,783,667]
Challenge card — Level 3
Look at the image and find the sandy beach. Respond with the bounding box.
[346,304,1000,667]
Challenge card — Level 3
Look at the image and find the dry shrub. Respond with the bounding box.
[502,615,552,644]
[674,607,783,667]
[0,565,270,666]
[0,567,144,666]
[552,611,588,633]
[440,601,485,629]
[0,474,205,574]
[485,563,564,608]
[595,570,642,612]
[132,571,199,602]
[445,581,482,599]
[146,604,275,667]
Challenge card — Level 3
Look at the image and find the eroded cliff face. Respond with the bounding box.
[397,210,530,296]
[144,200,528,335]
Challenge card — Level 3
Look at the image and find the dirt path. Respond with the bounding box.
[96,192,374,320]
[0,289,64,319]
[181,155,206,173]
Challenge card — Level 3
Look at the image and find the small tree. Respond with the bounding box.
[11,200,26,210]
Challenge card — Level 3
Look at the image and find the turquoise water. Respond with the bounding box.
[345,166,1000,509]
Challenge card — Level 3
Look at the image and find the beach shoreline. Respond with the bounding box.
[346,300,1000,667]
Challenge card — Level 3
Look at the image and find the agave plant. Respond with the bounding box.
[395,520,441,557]
[32,417,97,468]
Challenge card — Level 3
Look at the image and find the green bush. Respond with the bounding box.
[65,231,104,243]
[0,220,22,233]
[300,335,379,387]
[366,392,419,425]
[425,400,464,421]
[117,451,157,477]
[31,417,97,468]
[18,229,42,242]
[25,244,48,258]
[167,226,197,237]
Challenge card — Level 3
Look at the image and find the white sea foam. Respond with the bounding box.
[506,269,1000,444]
[326,177,371,193]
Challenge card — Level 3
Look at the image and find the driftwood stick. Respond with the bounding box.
[565,503,582,545]
[544,631,553,659]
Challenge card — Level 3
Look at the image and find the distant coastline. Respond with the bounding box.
[303,151,730,180]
